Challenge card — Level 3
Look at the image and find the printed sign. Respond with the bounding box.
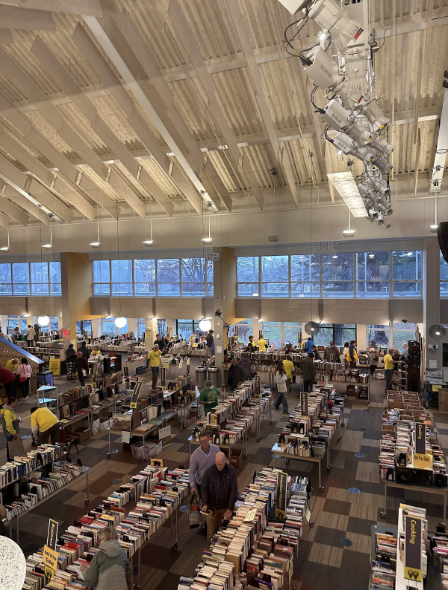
[275,471,288,520]
[244,508,257,522]
[415,422,426,455]
[161,367,166,387]
[43,545,58,570]
[159,425,171,440]
[47,519,58,549]
[413,453,433,470]
[300,392,308,417]
[254,375,261,396]
[130,402,138,409]
[404,515,422,582]
[62,329,70,337]
[48,358,60,376]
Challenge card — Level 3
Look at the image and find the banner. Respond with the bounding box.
[254,375,260,396]
[404,516,422,582]
[48,358,60,376]
[300,392,308,417]
[415,422,426,455]
[161,367,166,387]
[275,471,288,520]
[47,519,58,549]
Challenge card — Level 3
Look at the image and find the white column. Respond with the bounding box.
[424,237,442,371]
[357,324,367,349]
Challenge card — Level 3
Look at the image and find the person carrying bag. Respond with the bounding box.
[187,491,203,529]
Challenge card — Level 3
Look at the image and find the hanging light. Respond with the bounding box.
[144,199,155,246]
[115,316,127,328]
[0,228,10,252]
[343,209,355,237]
[42,214,53,249]
[199,318,212,331]
[202,213,213,244]
[37,315,50,327]
[90,207,101,247]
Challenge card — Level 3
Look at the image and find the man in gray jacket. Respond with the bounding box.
[301,353,316,393]
[82,527,131,590]
[189,431,220,500]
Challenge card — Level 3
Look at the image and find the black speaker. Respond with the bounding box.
[438,222,448,263]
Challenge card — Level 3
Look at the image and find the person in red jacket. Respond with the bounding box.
[0,367,16,400]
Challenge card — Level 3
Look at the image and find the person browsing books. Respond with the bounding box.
[1,396,21,461]
[0,367,16,400]
[30,406,60,444]
[301,353,316,393]
[227,357,246,391]
[199,380,220,415]
[189,431,220,501]
[257,335,267,352]
[82,526,132,590]
[5,358,19,374]
[147,344,163,389]
[304,337,314,353]
[283,355,294,392]
[201,452,238,545]
[74,351,89,387]
[15,357,31,400]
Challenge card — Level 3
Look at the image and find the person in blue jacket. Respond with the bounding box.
[304,337,315,353]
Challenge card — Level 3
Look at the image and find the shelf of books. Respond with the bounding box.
[379,390,447,521]
[370,504,427,590]
[271,386,345,491]
[22,464,190,590]
[178,468,309,590]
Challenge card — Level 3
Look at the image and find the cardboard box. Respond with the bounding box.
[75,427,90,442]
[230,448,242,468]
[346,384,357,396]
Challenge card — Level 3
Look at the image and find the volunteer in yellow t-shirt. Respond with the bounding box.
[30,406,60,444]
[5,358,19,373]
[283,356,294,392]
[147,344,163,390]
[258,337,267,352]
[383,348,396,392]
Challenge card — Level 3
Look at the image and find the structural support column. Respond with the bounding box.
[212,248,237,385]
[423,237,442,371]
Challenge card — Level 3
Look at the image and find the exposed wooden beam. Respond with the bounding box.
[0,210,9,227]
[0,5,55,30]
[0,193,29,225]
[3,186,49,223]
[414,127,421,197]
[0,0,103,17]
[0,29,13,44]
[31,35,169,218]
[0,152,73,222]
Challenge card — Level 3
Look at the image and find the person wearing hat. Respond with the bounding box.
[199,380,220,415]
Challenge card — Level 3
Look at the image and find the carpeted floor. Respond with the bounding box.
[2,372,448,589]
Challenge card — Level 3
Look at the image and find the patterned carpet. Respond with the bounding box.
[3,375,448,590]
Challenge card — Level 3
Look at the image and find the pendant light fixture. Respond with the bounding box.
[202,212,213,244]
[90,205,101,247]
[37,222,50,327]
[199,318,212,331]
[114,207,126,330]
[42,214,54,249]
[430,194,439,232]
[343,209,355,237]
[143,197,154,246]
[0,228,10,252]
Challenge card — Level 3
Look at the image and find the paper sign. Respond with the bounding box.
[48,358,60,376]
[300,392,308,417]
[161,367,166,387]
[415,422,426,454]
[45,565,55,580]
[47,519,58,549]
[192,343,198,348]
[275,471,288,520]
[43,545,58,570]
[130,402,137,409]
[159,425,171,440]
[413,453,433,469]
[121,431,130,443]
[244,508,257,522]
[405,516,422,582]
[179,361,183,369]
[151,458,163,467]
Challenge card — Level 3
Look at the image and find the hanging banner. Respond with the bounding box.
[415,422,426,455]
[404,516,422,582]
[298,331,302,344]
[300,392,308,417]
[275,471,288,520]
[48,358,60,376]
[47,519,58,549]
[161,367,166,387]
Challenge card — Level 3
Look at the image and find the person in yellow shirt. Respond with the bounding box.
[257,336,267,352]
[30,406,60,444]
[5,358,19,373]
[1,396,21,461]
[90,346,101,357]
[283,355,294,393]
[147,344,163,389]
[383,348,396,392]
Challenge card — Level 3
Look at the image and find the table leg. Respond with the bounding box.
[85,469,90,505]
[137,546,141,589]
[327,442,332,471]
[318,459,323,491]
[16,513,19,544]
[380,482,387,518]
[269,396,273,424]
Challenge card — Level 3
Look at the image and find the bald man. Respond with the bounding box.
[201,451,239,545]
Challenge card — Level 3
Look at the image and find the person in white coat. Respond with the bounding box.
[273,362,289,414]
[26,325,35,347]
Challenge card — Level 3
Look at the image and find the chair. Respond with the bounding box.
[66,435,79,460]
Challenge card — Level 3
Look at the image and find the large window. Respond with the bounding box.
[313,324,356,348]
[111,260,132,296]
[291,255,319,297]
[392,322,416,352]
[176,319,202,340]
[12,263,30,295]
[0,264,11,295]
[134,260,156,296]
[182,258,205,297]
[322,253,354,297]
[367,324,389,349]
[93,260,110,295]
[392,251,421,297]
[263,322,282,345]
[261,256,289,297]
[101,317,129,336]
[229,320,253,343]
[237,257,259,296]
[0,261,61,296]
[284,322,302,344]
[441,252,448,296]
[7,315,28,334]
[357,252,389,297]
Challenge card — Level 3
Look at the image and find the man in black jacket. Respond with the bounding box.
[78,341,90,360]
[201,452,238,545]
[301,353,316,393]
[227,357,246,391]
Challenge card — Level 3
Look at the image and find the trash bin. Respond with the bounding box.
[208,366,220,388]
[195,366,207,389]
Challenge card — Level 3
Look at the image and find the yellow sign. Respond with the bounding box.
[192,343,198,348]
[43,545,58,570]
[130,402,137,409]
[45,566,55,580]
[413,453,433,469]
[404,566,422,582]
[49,358,60,376]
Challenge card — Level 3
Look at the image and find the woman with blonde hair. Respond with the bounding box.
[82,527,131,590]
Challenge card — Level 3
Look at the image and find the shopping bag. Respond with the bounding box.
[188,493,203,529]
[8,436,26,457]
